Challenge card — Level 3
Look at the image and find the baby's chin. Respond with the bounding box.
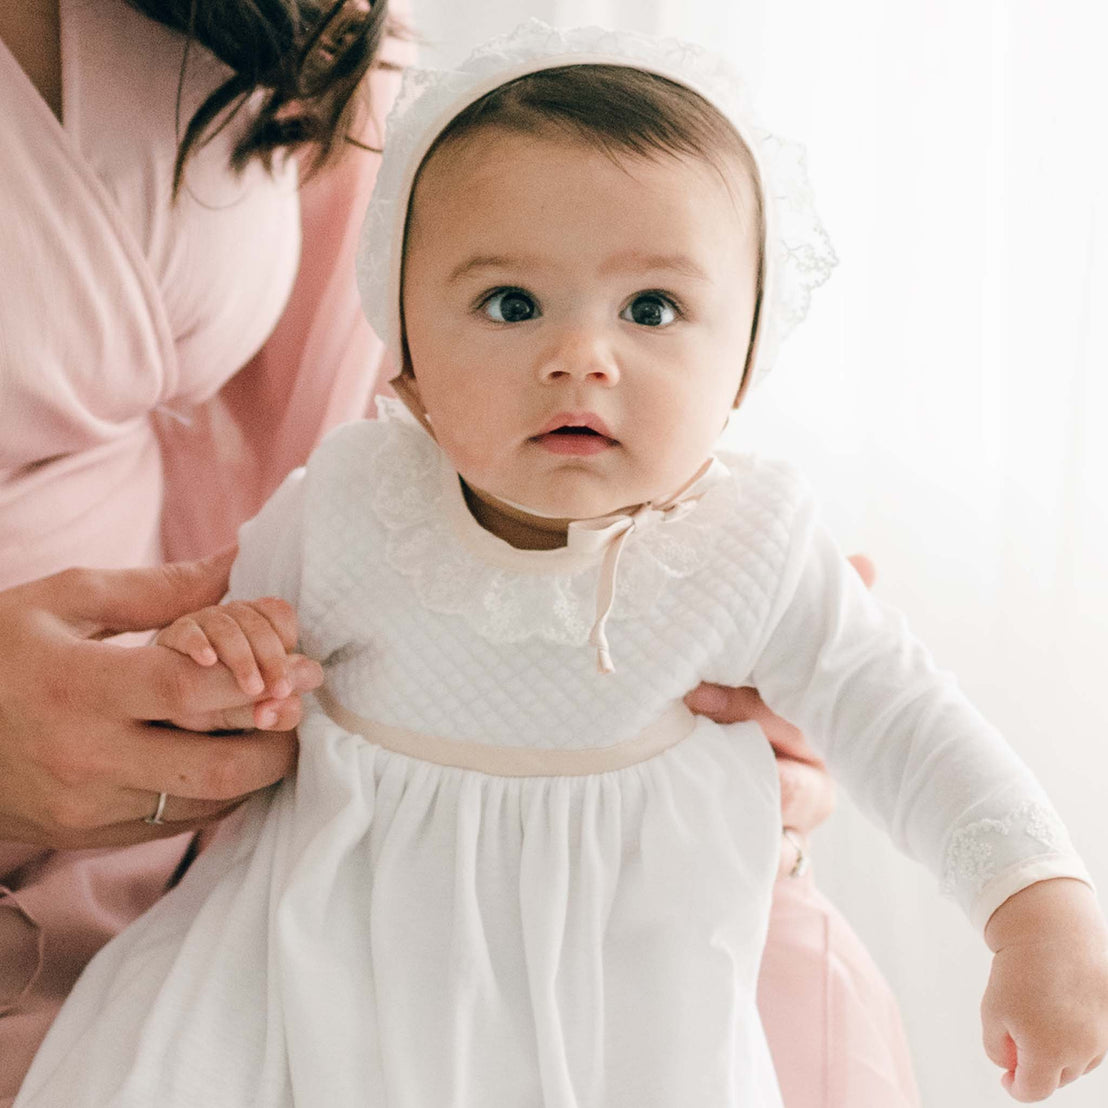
[502,486,651,523]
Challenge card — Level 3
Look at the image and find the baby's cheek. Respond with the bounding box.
[432,422,500,488]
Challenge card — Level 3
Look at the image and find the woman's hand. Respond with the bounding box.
[684,680,833,878]
[684,553,877,876]
[0,550,321,849]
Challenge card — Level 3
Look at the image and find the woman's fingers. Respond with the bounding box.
[684,682,761,723]
[117,724,299,803]
[77,640,322,723]
[684,682,823,765]
[36,551,237,638]
[777,757,836,834]
[16,796,245,851]
[846,551,876,588]
[77,638,253,721]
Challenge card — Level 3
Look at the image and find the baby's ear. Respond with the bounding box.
[387,371,437,441]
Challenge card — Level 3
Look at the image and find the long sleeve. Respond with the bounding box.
[226,466,307,608]
[749,495,1092,931]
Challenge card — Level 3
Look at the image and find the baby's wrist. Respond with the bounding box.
[984,876,1105,953]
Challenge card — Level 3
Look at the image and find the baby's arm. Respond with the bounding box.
[747,499,1106,1099]
[982,878,1108,1101]
[155,597,309,733]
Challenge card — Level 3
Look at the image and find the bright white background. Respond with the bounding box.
[408,2,1108,1104]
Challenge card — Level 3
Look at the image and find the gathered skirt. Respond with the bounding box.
[17,708,787,1107]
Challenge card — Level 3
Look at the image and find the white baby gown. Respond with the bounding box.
[16,404,1090,1107]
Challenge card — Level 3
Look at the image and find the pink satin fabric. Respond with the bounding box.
[758,870,922,1108]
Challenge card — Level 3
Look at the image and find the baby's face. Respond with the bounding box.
[402,126,760,520]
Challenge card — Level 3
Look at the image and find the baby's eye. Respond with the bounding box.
[621,293,679,328]
[482,289,539,323]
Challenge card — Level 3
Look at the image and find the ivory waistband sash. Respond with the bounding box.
[315,687,699,777]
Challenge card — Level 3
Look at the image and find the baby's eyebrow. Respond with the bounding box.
[447,254,539,284]
[599,250,710,281]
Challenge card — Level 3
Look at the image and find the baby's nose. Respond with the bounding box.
[537,328,620,385]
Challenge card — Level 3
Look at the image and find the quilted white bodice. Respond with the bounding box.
[293,409,803,748]
[227,406,1090,930]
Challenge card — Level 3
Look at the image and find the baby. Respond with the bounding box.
[18,22,1108,1108]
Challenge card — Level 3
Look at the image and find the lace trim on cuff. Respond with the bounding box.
[940,799,1074,901]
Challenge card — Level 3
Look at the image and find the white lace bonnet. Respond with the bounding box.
[357,19,837,391]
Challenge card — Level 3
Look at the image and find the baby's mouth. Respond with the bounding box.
[547,426,603,437]
[531,424,619,455]
[531,412,618,443]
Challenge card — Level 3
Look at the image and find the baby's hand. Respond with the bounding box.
[982,878,1108,1101]
[155,598,314,732]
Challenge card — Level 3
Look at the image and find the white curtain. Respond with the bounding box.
[408,3,1108,1104]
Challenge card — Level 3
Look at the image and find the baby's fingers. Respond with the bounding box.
[188,606,269,697]
[248,596,299,653]
[253,696,304,732]
[217,601,295,697]
[155,617,217,667]
[1007,1048,1063,1102]
[983,1018,1018,1073]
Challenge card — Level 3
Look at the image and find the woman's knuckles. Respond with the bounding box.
[151,653,248,717]
[38,788,116,835]
[189,739,287,800]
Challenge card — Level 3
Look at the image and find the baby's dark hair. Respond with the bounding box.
[429,65,757,188]
[415,65,765,398]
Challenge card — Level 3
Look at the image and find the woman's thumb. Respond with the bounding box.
[55,547,238,637]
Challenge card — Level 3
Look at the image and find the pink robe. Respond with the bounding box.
[0,3,918,1104]
[0,1,385,1098]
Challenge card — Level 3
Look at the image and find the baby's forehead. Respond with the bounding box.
[403,127,760,288]
[410,122,760,230]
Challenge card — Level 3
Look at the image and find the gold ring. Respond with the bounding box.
[782,827,810,879]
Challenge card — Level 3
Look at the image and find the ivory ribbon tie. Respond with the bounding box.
[570,458,726,675]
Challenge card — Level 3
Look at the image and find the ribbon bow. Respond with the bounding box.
[566,458,728,675]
